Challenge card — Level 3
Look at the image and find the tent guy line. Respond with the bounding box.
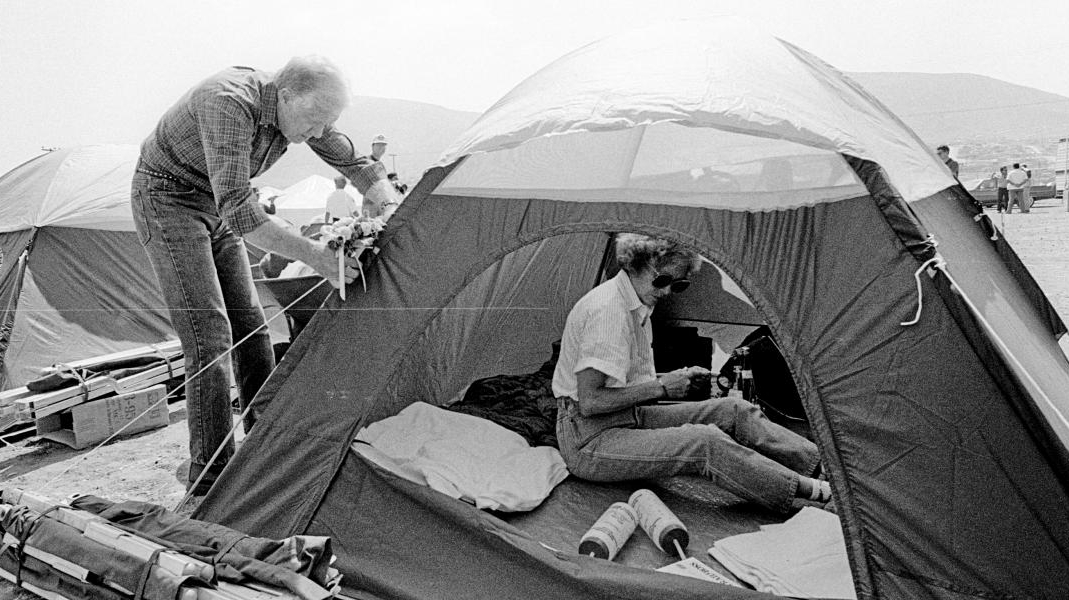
[41,277,333,491]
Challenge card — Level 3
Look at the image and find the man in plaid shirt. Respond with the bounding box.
[131,55,401,495]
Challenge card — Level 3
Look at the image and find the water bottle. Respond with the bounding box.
[737,347,753,401]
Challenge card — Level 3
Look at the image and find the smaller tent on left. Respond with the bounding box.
[0,145,175,391]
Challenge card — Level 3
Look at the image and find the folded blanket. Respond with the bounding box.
[355,402,569,512]
[708,507,856,599]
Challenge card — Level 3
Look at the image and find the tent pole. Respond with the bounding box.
[937,264,1069,448]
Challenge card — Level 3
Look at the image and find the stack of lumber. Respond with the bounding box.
[0,341,184,432]
[0,487,336,600]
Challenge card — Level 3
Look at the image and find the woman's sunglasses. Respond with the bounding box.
[652,271,691,293]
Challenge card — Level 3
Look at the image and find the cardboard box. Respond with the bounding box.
[36,384,168,449]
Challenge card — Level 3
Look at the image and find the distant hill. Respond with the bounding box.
[253,96,479,189]
[14,72,1062,189]
[845,72,1069,144]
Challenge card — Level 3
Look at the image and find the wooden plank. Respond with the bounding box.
[217,581,301,600]
[0,405,20,431]
[55,339,182,371]
[0,340,181,403]
[0,387,34,404]
[26,370,181,422]
[15,359,184,421]
[0,423,36,444]
[18,357,184,411]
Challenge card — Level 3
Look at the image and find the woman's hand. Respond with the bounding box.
[660,366,712,400]
[659,368,692,399]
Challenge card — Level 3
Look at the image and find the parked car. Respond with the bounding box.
[965,173,1057,208]
[966,177,999,207]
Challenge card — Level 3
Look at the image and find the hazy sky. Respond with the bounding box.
[2,0,1067,173]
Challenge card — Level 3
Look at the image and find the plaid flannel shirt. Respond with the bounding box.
[138,67,387,236]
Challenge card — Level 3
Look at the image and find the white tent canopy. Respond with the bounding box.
[0,144,174,389]
[263,175,363,228]
[0,145,352,234]
[436,17,956,208]
[0,145,140,233]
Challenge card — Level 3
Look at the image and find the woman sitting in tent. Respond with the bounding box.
[552,233,830,514]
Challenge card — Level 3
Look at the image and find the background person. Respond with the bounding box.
[936,144,959,179]
[996,166,1009,213]
[131,55,402,495]
[1022,163,1034,212]
[324,175,357,222]
[553,233,828,514]
[370,134,388,162]
[1007,163,1029,213]
[388,172,408,195]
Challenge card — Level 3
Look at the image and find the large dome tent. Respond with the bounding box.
[197,18,1069,599]
[0,145,174,390]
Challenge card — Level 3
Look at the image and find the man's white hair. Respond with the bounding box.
[275,55,350,115]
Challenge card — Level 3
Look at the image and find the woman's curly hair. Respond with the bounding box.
[615,233,700,276]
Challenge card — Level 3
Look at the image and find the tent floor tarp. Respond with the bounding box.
[498,474,782,578]
[311,448,803,597]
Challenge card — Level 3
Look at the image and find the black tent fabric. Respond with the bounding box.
[198,180,1069,599]
[911,189,1069,485]
[195,19,1069,600]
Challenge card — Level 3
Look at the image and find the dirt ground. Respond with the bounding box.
[1,197,1068,598]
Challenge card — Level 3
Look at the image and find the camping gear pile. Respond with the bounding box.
[0,487,342,600]
[0,341,182,449]
[195,16,1069,600]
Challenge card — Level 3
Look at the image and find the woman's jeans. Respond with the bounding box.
[131,172,274,479]
[557,397,821,514]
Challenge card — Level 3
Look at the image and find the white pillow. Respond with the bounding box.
[355,402,568,512]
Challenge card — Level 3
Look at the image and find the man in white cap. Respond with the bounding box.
[371,134,388,162]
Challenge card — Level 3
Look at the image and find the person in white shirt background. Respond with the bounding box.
[324,175,358,222]
[1006,163,1030,214]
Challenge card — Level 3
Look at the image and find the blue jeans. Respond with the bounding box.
[130,171,274,477]
[557,397,821,514]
